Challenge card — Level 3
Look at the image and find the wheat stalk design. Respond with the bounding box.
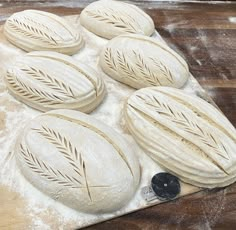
[33,126,83,177]
[129,102,229,175]
[149,57,173,83]
[85,9,138,33]
[20,137,110,201]
[23,16,63,40]
[116,50,137,80]
[104,47,117,71]
[20,144,83,188]
[133,51,161,85]
[31,126,111,201]
[104,48,174,86]
[20,66,76,99]
[45,113,134,177]
[6,72,64,105]
[104,48,137,81]
[137,94,230,160]
[7,18,57,45]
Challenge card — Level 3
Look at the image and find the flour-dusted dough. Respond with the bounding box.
[100,35,189,89]
[80,0,155,39]
[15,109,140,213]
[125,87,236,188]
[5,51,106,112]
[4,10,84,54]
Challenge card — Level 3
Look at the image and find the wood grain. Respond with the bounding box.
[0,1,236,230]
[0,185,30,230]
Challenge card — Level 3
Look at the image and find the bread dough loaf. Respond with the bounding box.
[100,34,189,89]
[15,109,140,213]
[125,87,236,188]
[80,0,155,39]
[4,10,84,55]
[5,51,106,112]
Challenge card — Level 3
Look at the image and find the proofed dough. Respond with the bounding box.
[100,34,189,89]
[80,0,155,39]
[5,51,106,112]
[15,109,140,213]
[125,87,236,188]
[4,10,84,54]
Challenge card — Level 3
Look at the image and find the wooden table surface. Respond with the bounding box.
[0,1,236,229]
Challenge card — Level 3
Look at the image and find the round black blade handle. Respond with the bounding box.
[151,172,180,201]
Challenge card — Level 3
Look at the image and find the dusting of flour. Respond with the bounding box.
[0,16,205,229]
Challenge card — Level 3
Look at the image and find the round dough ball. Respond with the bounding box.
[125,87,236,188]
[15,109,140,213]
[4,10,84,55]
[80,0,155,39]
[5,51,106,112]
[100,34,189,89]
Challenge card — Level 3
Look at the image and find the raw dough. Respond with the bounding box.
[15,109,140,213]
[4,10,84,55]
[125,87,236,188]
[5,51,106,112]
[80,0,155,39]
[100,34,189,89]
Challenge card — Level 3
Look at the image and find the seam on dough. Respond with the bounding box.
[158,90,236,142]
[128,104,229,175]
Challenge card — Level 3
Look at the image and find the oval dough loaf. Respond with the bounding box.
[100,34,189,89]
[80,0,155,39]
[5,51,106,112]
[125,87,236,188]
[4,10,84,54]
[15,109,140,213]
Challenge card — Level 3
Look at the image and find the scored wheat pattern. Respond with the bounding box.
[116,50,136,80]
[104,47,117,71]
[147,57,173,83]
[104,48,174,86]
[45,112,134,177]
[20,66,76,99]
[33,126,83,178]
[23,16,63,40]
[28,126,109,201]
[20,144,83,188]
[85,8,138,33]
[133,50,161,85]
[137,94,230,161]
[6,71,64,105]
[7,18,58,45]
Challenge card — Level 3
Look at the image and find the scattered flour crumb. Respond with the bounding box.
[196,60,202,66]
[229,17,236,23]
